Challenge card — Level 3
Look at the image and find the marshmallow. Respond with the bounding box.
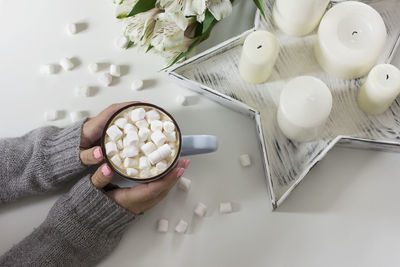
[110,154,122,168]
[194,202,207,217]
[165,131,177,142]
[40,64,57,75]
[125,131,139,146]
[178,177,191,192]
[219,202,233,214]
[150,167,159,177]
[105,142,118,157]
[146,110,160,122]
[141,142,157,156]
[130,108,146,122]
[151,130,167,147]
[131,79,144,91]
[70,111,86,122]
[157,219,169,233]
[59,57,74,71]
[114,118,128,129]
[126,168,139,177]
[74,86,90,97]
[158,144,172,158]
[124,123,137,134]
[138,127,150,141]
[44,110,59,121]
[135,119,149,129]
[106,125,123,141]
[140,169,150,178]
[115,36,129,49]
[163,121,175,133]
[110,64,121,77]
[148,144,172,165]
[239,154,251,167]
[175,220,188,234]
[66,23,77,35]
[139,156,151,169]
[121,146,139,158]
[124,157,138,168]
[88,63,99,73]
[150,120,163,132]
[176,95,188,106]
[116,139,124,150]
[99,73,113,86]
[156,160,168,172]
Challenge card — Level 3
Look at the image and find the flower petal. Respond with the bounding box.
[207,0,232,21]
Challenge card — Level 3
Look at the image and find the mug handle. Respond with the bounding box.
[181,135,218,157]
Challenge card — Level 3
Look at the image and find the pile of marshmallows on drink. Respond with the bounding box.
[240,0,400,142]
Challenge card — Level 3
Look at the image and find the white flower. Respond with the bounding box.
[123,8,161,45]
[115,0,139,18]
[207,0,232,21]
[156,0,206,22]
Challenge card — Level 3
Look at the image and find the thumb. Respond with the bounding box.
[80,146,103,166]
[91,163,114,189]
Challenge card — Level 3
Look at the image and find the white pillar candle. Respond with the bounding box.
[277,76,332,142]
[358,64,400,115]
[239,31,279,84]
[273,0,329,37]
[315,1,387,80]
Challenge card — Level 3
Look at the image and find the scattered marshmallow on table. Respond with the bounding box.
[178,177,191,192]
[88,63,99,73]
[176,95,188,106]
[194,202,207,217]
[105,142,118,157]
[44,110,59,121]
[174,220,188,234]
[59,57,74,71]
[40,64,57,75]
[219,202,233,214]
[99,73,113,86]
[157,219,169,233]
[70,111,86,123]
[239,154,251,167]
[115,36,129,49]
[66,23,77,35]
[106,125,123,141]
[131,79,144,91]
[74,86,90,97]
[110,64,121,77]
[130,108,146,122]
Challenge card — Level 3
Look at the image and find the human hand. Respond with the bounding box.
[89,159,190,214]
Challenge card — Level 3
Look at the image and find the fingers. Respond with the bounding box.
[80,146,103,165]
[91,163,114,189]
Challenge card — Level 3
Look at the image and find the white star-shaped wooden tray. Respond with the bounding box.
[168,0,400,209]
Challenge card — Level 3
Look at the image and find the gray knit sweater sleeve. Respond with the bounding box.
[0,121,85,203]
[0,176,135,266]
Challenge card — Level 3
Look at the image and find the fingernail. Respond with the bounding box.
[93,147,102,159]
[101,164,112,176]
[184,159,190,169]
[177,168,185,177]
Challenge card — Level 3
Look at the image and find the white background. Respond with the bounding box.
[1,1,400,266]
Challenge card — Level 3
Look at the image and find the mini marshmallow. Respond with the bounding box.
[175,220,188,234]
[110,154,122,168]
[151,130,167,147]
[74,86,90,97]
[126,168,138,177]
[88,63,99,73]
[121,146,139,158]
[140,169,150,178]
[124,123,137,134]
[165,131,176,142]
[158,144,172,158]
[105,142,118,157]
[178,177,191,192]
[131,79,144,91]
[148,144,172,165]
[44,110,59,121]
[138,127,150,141]
[176,95,188,106]
[110,64,121,77]
[66,23,77,35]
[239,154,251,167]
[141,142,157,156]
[150,120,163,132]
[106,125,123,141]
[125,131,139,146]
[157,219,169,233]
[59,57,74,71]
[150,167,159,177]
[163,121,175,133]
[116,139,124,150]
[124,157,138,168]
[156,160,168,172]
[115,36,129,49]
[130,108,146,122]
[139,156,150,169]
[135,119,149,129]
[194,202,207,217]
[114,118,128,129]
[99,73,113,86]
[40,64,57,75]
[70,111,86,122]
[145,110,160,123]
[219,202,233,214]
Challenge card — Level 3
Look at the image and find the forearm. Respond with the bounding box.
[0,176,135,266]
[0,121,86,203]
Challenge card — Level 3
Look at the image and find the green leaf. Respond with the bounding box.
[202,10,216,35]
[126,40,134,49]
[127,0,157,17]
[253,0,267,21]
[146,45,154,53]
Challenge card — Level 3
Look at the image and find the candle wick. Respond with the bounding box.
[386,74,389,80]
[257,45,262,49]
[352,31,358,36]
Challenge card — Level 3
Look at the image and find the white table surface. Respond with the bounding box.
[1,1,400,267]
